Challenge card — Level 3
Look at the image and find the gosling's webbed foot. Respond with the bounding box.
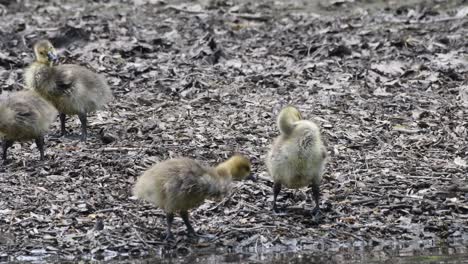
[309,206,324,224]
[164,232,175,242]
[273,204,288,215]
[165,212,175,242]
[272,204,279,213]
[186,230,216,241]
[51,131,67,139]
[180,211,200,239]
[186,227,197,236]
[311,184,321,218]
[311,206,320,216]
[182,218,213,240]
[194,232,216,240]
[187,230,200,238]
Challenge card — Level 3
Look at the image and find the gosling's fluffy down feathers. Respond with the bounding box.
[266,106,327,189]
[133,155,251,239]
[24,40,112,140]
[0,90,57,141]
[267,122,327,189]
[133,155,251,213]
[266,106,327,213]
[25,59,113,116]
[133,158,230,213]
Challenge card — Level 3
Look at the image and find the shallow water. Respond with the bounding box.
[3,238,467,263]
[12,238,461,264]
[111,241,468,264]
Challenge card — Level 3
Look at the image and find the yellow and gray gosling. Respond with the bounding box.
[0,90,57,160]
[266,106,328,215]
[133,155,253,240]
[24,40,113,141]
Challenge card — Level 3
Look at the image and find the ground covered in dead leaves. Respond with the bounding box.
[0,0,467,262]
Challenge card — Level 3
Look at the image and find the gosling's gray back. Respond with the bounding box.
[0,90,57,141]
[56,64,112,111]
[26,63,113,115]
[133,158,230,213]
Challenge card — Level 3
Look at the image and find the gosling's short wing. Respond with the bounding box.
[55,64,113,105]
[52,67,75,93]
[169,160,213,196]
[53,65,99,92]
[10,102,38,128]
[59,65,107,89]
[175,174,207,196]
[161,160,219,211]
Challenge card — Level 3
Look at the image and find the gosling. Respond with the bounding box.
[0,90,57,160]
[133,155,253,240]
[266,106,328,215]
[24,40,113,141]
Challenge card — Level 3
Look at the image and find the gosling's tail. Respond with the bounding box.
[132,171,154,201]
[0,98,16,131]
[132,178,143,198]
[277,106,302,136]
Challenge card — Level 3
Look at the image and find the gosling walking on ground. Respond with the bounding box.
[133,155,253,240]
[24,40,113,141]
[0,90,57,160]
[266,106,328,215]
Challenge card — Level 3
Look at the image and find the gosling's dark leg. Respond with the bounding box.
[2,140,13,160]
[34,136,45,160]
[165,212,175,240]
[180,211,196,236]
[273,182,282,213]
[311,184,320,215]
[59,113,66,136]
[78,113,87,141]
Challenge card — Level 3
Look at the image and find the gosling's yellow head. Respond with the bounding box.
[280,106,302,122]
[33,40,58,65]
[218,155,254,181]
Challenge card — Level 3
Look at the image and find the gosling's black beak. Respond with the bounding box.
[47,51,58,63]
[246,174,257,182]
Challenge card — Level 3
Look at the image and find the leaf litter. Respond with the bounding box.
[0,0,467,262]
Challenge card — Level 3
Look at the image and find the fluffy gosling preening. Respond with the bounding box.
[0,90,57,160]
[266,106,328,215]
[24,40,113,141]
[133,155,253,240]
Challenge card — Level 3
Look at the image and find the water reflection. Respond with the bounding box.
[5,238,468,263]
[130,239,468,264]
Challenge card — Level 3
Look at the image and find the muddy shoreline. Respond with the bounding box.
[0,0,467,262]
